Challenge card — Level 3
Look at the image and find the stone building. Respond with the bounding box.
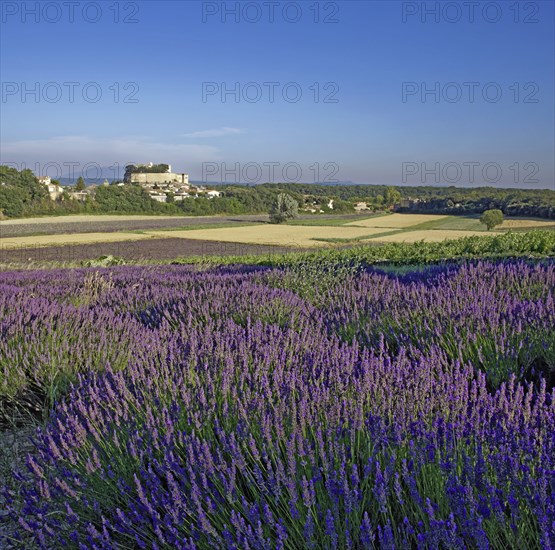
[128,162,189,185]
[130,172,189,185]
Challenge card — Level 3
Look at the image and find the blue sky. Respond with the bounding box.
[1,0,554,188]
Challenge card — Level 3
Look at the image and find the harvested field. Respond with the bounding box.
[408,215,555,232]
[346,213,449,228]
[346,214,555,235]
[0,232,154,248]
[2,214,551,259]
[147,225,398,248]
[500,218,555,229]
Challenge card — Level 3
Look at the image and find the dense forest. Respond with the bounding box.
[1,165,553,219]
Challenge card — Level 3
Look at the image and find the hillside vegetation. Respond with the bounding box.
[1,166,554,219]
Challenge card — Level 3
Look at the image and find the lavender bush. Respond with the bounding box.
[1,261,554,549]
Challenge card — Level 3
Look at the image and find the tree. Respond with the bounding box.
[384,186,401,208]
[0,186,27,217]
[269,193,299,224]
[75,177,86,191]
[480,209,504,230]
[124,165,137,183]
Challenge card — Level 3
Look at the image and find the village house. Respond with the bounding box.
[38,175,63,200]
[150,193,167,203]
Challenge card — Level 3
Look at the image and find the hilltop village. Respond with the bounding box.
[37,163,221,203]
[125,163,221,202]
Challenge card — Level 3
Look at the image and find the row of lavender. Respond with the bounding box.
[2,261,554,548]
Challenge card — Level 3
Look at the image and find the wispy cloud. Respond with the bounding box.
[1,135,222,170]
[180,127,244,138]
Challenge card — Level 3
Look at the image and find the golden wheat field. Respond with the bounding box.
[345,213,449,228]
[499,219,555,229]
[1,214,551,251]
[147,225,398,248]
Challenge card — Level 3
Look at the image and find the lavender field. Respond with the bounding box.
[1,261,555,549]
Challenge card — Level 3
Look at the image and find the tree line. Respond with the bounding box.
[1,165,553,219]
[266,183,555,219]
